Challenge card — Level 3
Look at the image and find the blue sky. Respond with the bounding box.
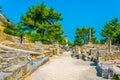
[0,0,120,42]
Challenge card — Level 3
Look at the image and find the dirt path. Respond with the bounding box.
[26,52,102,80]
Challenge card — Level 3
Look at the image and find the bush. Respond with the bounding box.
[112,74,119,80]
[3,24,19,36]
[4,27,18,36]
[4,27,13,34]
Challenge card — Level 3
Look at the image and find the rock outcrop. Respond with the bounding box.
[0,14,10,25]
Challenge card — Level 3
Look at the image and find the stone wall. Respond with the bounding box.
[0,51,49,80]
[0,57,49,80]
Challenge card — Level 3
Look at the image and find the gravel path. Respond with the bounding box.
[26,52,103,80]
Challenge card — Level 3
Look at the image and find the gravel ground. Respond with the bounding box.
[26,52,103,80]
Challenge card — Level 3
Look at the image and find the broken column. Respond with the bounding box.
[78,47,81,54]
[64,34,68,47]
[87,28,92,46]
[108,39,111,52]
[56,42,59,55]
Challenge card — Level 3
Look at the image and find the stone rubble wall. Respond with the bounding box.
[0,46,50,80]
[71,44,120,79]
[96,63,114,79]
[0,54,49,80]
[0,43,63,80]
[0,14,10,25]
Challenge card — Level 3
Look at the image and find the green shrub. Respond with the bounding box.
[4,27,18,36]
[112,74,119,80]
[4,27,13,35]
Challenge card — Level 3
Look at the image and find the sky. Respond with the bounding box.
[0,0,120,42]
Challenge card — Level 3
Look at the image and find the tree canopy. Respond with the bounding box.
[19,3,64,44]
[2,3,120,45]
[101,18,120,44]
[74,27,99,46]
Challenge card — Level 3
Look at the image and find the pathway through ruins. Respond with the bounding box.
[26,52,102,80]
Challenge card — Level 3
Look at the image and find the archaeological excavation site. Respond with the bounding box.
[0,1,120,80]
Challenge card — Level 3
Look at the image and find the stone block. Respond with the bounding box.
[90,48,97,56]
[97,63,114,79]
[0,72,12,80]
[1,62,9,69]
[98,50,106,57]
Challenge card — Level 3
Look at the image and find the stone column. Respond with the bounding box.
[108,39,111,52]
[88,28,92,45]
[56,47,59,55]
[78,47,81,54]
[56,42,60,55]
[88,28,91,42]
[64,34,68,47]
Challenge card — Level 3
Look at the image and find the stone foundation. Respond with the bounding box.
[0,51,49,80]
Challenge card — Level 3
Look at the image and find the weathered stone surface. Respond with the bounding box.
[0,43,50,80]
[96,63,114,79]
[0,54,49,80]
[0,14,10,25]
[0,72,12,80]
[98,50,106,57]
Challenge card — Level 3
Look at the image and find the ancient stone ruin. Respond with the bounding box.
[0,34,63,80]
[71,29,120,79]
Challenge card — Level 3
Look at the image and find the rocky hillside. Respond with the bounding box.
[0,13,27,45]
[0,13,12,43]
[0,14,10,25]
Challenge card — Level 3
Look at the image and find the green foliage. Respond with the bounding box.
[57,37,66,45]
[113,30,120,44]
[74,39,84,46]
[4,24,19,36]
[20,2,64,44]
[74,27,99,46]
[101,18,119,39]
[91,36,99,44]
[75,27,88,43]
[112,74,119,80]
[25,32,41,42]
[101,18,120,44]
[68,41,74,47]
[100,39,106,44]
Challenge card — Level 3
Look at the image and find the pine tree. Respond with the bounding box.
[74,27,99,46]
[101,18,120,44]
[20,3,64,44]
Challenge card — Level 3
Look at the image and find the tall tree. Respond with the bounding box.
[74,27,98,46]
[101,18,120,44]
[113,30,120,44]
[75,28,88,44]
[20,3,64,44]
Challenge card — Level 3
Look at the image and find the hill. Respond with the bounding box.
[0,14,10,25]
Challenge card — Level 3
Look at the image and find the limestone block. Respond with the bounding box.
[1,62,9,69]
[82,47,87,53]
[97,63,114,79]
[78,47,81,54]
[7,57,18,66]
[12,67,23,80]
[21,64,29,75]
[0,65,2,72]
[98,50,106,57]
[19,57,29,63]
[0,56,2,63]
[2,62,28,80]
[1,72,13,80]
[90,48,97,56]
